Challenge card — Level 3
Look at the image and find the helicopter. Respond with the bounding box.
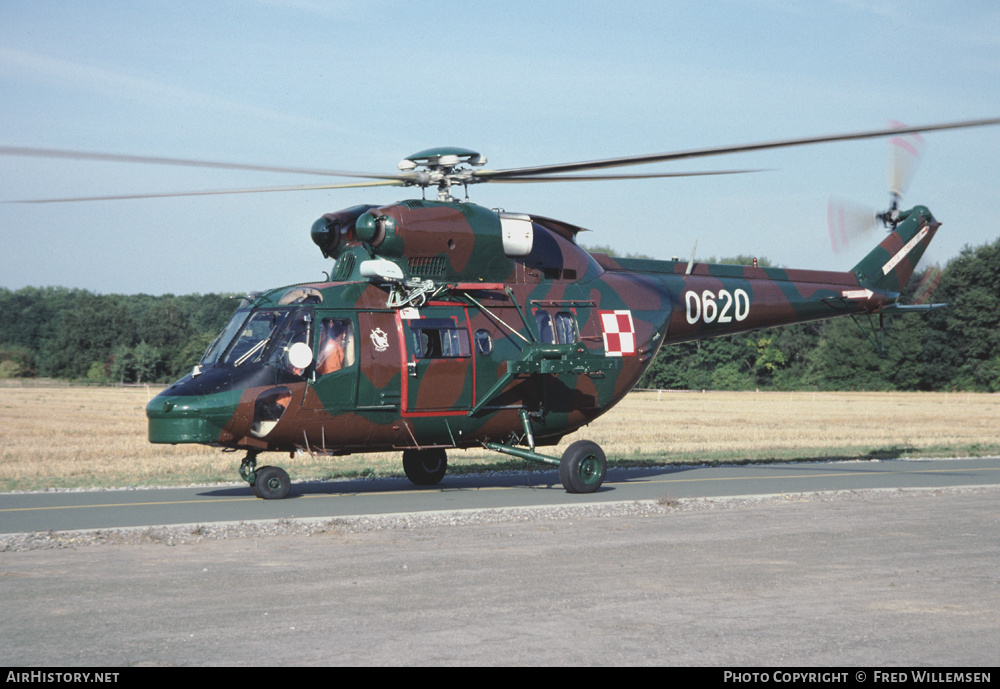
[4,117,999,498]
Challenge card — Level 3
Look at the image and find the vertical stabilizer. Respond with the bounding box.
[851,205,939,294]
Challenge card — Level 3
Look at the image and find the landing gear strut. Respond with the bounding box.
[483,438,608,493]
[240,451,292,500]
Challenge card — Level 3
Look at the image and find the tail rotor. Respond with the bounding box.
[827,197,878,254]
[828,121,926,253]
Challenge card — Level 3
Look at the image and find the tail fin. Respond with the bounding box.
[851,205,939,294]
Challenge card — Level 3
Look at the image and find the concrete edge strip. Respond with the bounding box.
[2,484,999,551]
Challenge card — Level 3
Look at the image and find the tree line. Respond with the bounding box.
[0,288,237,384]
[0,234,997,390]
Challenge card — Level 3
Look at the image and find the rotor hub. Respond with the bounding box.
[397,147,487,201]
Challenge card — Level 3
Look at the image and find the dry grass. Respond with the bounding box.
[1,380,998,491]
[582,389,1000,461]
[0,382,223,491]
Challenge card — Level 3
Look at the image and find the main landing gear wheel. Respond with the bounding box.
[402,448,448,486]
[252,465,292,500]
[559,440,607,493]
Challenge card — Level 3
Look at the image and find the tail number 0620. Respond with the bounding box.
[685,289,750,325]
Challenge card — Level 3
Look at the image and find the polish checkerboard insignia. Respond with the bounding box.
[599,310,636,357]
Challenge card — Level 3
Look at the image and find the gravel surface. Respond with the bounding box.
[3,484,998,666]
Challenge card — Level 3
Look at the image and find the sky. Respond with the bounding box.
[1,0,998,295]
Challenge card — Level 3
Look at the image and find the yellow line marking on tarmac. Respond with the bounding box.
[0,496,259,513]
[636,466,1000,485]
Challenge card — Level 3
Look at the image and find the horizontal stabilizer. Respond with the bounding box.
[880,302,947,313]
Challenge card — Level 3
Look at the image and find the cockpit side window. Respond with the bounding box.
[316,318,355,375]
[269,311,313,375]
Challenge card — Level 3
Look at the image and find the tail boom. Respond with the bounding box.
[593,205,939,345]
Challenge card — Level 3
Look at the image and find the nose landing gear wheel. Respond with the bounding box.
[402,448,448,486]
[559,440,607,493]
[252,465,292,500]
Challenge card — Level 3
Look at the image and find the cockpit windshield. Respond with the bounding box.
[200,308,251,366]
[200,307,313,371]
[220,310,293,367]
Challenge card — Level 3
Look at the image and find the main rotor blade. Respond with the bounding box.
[0,145,411,182]
[484,169,764,182]
[7,179,407,204]
[477,117,1000,179]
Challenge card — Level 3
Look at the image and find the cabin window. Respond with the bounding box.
[554,312,579,344]
[474,329,493,356]
[410,318,471,359]
[535,311,555,344]
[534,310,579,345]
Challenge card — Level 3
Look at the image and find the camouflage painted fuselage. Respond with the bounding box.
[146,200,938,457]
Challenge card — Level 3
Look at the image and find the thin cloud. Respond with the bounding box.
[0,46,348,135]
[830,0,1000,47]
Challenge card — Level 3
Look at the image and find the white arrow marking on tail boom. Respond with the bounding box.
[882,225,930,276]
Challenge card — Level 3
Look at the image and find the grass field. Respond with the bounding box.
[1,380,998,492]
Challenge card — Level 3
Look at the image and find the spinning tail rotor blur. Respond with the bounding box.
[828,122,926,254]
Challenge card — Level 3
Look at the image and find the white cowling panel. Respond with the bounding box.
[499,213,533,257]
